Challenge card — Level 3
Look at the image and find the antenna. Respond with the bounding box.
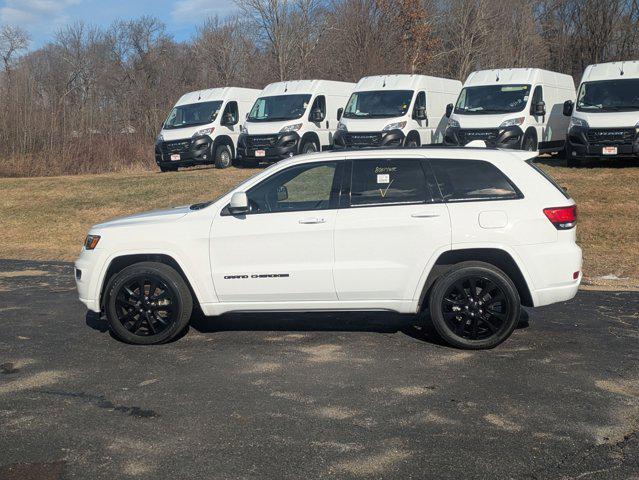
[382,76,386,88]
[496,69,500,82]
[620,61,625,76]
[198,90,202,100]
[284,82,288,92]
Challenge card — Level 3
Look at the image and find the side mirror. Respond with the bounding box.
[415,106,427,121]
[563,100,574,117]
[533,100,546,116]
[276,185,288,202]
[337,108,343,121]
[445,103,453,118]
[229,192,249,215]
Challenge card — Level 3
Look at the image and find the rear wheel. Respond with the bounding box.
[105,262,193,345]
[428,262,521,349]
[214,145,232,169]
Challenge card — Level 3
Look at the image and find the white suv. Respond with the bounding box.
[75,147,582,349]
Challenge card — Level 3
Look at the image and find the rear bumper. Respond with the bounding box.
[237,133,300,162]
[514,239,582,307]
[155,135,213,167]
[566,126,639,159]
[333,129,405,148]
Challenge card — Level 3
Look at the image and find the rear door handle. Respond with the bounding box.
[411,212,441,218]
[299,218,326,224]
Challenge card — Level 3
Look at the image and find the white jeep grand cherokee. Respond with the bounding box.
[75,147,581,349]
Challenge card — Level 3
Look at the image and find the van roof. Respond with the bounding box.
[580,60,639,82]
[176,87,260,106]
[259,80,356,97]
[354,74,461,93]
[464,68,573,87]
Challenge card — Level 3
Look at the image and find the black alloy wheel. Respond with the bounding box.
[428,262,520,349]
[106,262,193,345]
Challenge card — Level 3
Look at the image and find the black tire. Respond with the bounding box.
[405,137,419,148]
[566,156,582,168]
[105,262,193,345]
[160,165,178,172]
[522,134,537,152]
[428,261,521,350]
[214,145,232,169]
[301,140,318,154]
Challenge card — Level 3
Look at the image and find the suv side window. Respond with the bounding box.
[247,161,340,213]
[430,159,521,201]
[223,101,238,125]
[350,159,430,206]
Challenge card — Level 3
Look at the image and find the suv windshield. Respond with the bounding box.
[576,79,639,112]
[455,85,530,114]
[164,101,222,129]
[343,90,414,118]
[248,94,311,122]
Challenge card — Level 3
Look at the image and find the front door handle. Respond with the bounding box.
[411,212,441,218]
[299,218,326,224]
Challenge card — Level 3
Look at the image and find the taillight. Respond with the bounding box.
[544,205,577,230]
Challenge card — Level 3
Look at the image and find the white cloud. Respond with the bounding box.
[171,0,233,23]
[0,0,81,40]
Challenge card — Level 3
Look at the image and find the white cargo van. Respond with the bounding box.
[237,80,355,165]
[563,60,639,167]
[444,68,575,153]
[333,74,461,148]
[155,87,260,172]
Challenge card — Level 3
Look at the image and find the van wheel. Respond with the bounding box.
[214,145,232,169]
[301,141,318,154]
[522,134,537,151]
[428,261,520,350]
[405,137,419,148]
[105,262,193,345]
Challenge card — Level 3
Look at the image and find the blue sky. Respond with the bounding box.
[0,0,236,48]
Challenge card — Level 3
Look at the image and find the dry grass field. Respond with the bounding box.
[0,161,637,288]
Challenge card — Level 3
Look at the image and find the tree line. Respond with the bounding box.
[0,0,637,176]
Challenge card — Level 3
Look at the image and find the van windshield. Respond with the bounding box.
[455,85,530,114]
[163,101,222,129]
[577,79,639,112]
[248,94,311,122]
[343,90,413,119]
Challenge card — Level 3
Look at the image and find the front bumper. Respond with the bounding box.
[75,249,103,312]
[155,135,213,167]
[333,129,405,148]
[444,126,523,149]
[237,132,300,162]
[566,126,639,159]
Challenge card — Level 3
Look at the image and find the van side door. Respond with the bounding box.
[412,91,429,144]
[308,95,328,149]
[333,157,451,302]
[530,85,545,144]
[220,101,240,148]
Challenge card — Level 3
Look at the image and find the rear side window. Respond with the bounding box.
[526,160,570,199]
[430,159,521,201]
[350,159,429,206]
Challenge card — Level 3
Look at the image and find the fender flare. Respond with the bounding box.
[212,135,235,159]
[299,132,321,153]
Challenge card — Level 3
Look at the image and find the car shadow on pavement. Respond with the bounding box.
[86,309,529,347]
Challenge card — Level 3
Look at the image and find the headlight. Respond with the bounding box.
[569,117,588,129]
[157,133,164,142]
[499,117,525,128]
[447,118,460,128]
[280,123,303,133]
[192,127,215,137]
[337,122,347,132]
[241,125,248,135]
[382,121,407,131]
[84,235,101,250]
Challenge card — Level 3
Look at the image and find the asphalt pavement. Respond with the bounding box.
[0,259,638,479]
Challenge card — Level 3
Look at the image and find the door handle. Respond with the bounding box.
[299,218,326,224]
[411,212,441,218]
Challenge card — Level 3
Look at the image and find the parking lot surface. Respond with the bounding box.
[0,259,638,479]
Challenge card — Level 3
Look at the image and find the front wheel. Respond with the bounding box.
[214,145,232,169]
[105,262,193,345]
[301,141,318,154]
[428,262,521,349]
[522,134,537,152]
